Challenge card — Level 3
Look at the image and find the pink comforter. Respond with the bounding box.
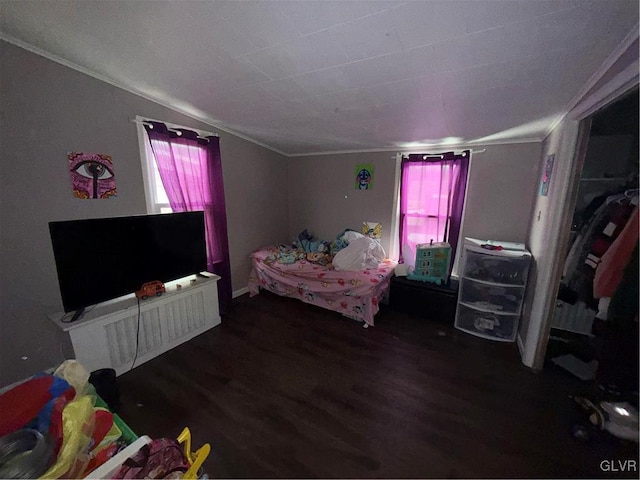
[248,246,396,326]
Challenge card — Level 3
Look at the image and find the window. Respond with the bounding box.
[149,153,172,213]
[401,162,453,248]
[136,117,232,313]
[399,151,470,272]
[139,122,178,214]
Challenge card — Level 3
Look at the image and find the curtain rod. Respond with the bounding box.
[130,117,219,138]
[393,148,485,159]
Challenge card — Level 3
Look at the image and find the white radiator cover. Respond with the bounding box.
[50,275,220,376]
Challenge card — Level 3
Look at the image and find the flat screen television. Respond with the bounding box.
[49,211,207,315]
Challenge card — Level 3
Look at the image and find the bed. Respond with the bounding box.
[248,245,396,327]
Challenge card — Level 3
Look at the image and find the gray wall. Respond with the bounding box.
[461,143,541,243]
[288,143,541,261]
[219,134,290,292]
[0,41,288,387]
[519,128,563,353]
[520,118,581,367]
[288,152,398,254]
[0,42,544,387]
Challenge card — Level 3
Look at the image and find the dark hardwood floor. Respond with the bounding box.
[117,292,638,478]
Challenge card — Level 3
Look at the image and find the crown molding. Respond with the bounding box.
[543,24,640,140]
[569,62,639,121]
[286,136,543,157]
[0,34,290,157]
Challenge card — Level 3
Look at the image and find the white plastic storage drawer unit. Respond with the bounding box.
[455,238,531,342]
[459,278,525,315]
[455,303,520,341]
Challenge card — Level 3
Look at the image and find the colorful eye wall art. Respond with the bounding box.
[355,163,374,190]
[68,152,117,199]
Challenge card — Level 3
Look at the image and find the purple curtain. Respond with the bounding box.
[399,150,470,271]
[145,122,232,314]
[447,151,469,270]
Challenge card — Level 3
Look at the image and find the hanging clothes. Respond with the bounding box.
[608,240,640,328]
[562,201,609,280]
[572,191,612,232]
[593,206,639,298]
[595,241,639,393]
[560,193,635,308]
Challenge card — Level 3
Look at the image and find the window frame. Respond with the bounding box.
[136,115,215,215]
[399,156,453,263]
[137,117,167,214]
[400,159,455,257]
[394,151,472,277]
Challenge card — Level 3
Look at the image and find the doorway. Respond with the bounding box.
[545,89,639,391]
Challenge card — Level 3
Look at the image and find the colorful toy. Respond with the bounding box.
[407,241,451,285]
[571,395,639,443]
[135,280,165,300]
[177,427,211,480]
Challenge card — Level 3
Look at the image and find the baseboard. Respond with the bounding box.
[233,287,249,298]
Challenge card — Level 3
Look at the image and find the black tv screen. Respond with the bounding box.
[49,212,207,313]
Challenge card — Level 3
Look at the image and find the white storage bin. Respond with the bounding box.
[459,278,525,315]
[455,303,519,342]
[463,250,530,285]
[455,238,531,343]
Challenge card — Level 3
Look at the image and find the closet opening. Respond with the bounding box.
[545,88,638,399]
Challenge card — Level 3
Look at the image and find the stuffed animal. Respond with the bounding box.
[306,252,331,266]
[278,251,298,264]
[274,244,304,264]
[293,229,330,253]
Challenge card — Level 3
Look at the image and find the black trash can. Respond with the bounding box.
[89,368,121,413]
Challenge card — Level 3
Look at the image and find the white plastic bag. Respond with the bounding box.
[333,237,385,271]
[341,230,364,244]
[54,360,90,397]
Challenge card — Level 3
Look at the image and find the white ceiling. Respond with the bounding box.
[1,0,638,156]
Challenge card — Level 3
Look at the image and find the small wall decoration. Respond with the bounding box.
[355,163,374,190]
[68,152,117,199]
[362,221,382,240]
[539,153,555,196]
